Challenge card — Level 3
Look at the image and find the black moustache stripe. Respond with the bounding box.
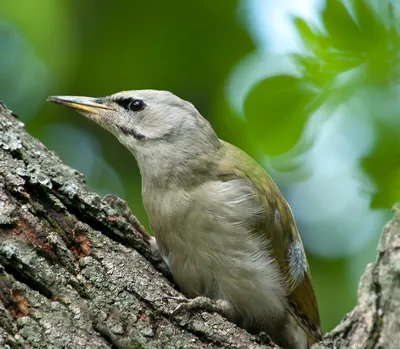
[118,125,146,140]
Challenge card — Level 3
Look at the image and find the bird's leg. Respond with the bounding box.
[102,194,152,244]
[166,295,235,319]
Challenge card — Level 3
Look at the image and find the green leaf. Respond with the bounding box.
[361,124,400,208]
[293,17,328,52]
[353,0,387,50]
[244,75,317,155]
[322,0,362,52]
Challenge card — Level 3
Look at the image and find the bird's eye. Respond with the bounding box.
[128,99,145,112]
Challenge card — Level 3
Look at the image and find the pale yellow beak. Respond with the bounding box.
[47,95,114,114]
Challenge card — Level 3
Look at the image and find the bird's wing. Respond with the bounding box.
[254,182,322,343]
[217,141,322,343]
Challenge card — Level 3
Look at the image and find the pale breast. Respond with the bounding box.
[144,179,288,324]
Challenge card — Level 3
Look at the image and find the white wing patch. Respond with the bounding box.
[288,240,308,288]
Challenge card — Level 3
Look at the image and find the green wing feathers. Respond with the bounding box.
[218,141,322,343]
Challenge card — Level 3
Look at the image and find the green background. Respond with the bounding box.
[1,0,399,332]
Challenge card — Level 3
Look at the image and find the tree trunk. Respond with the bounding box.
[0,102,399,349]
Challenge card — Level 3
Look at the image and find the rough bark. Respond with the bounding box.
[0,102,398,349]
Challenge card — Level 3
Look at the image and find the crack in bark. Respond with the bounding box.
[1,261,53,300]
[92,321,122,349]
[366,279,382,349]
[50,186,173,280]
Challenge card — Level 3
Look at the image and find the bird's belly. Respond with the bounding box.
[158,229,288,324]
[145,183,288,326]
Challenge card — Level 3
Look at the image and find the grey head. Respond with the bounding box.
[48,90,221,184]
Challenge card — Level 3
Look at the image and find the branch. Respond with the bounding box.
[0,101,398,348]
[314,205,400,349]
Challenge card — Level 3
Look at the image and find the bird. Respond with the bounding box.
[48,90,322,349]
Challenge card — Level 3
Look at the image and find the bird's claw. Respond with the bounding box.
[166,295,231,318]
[164,295,190,316]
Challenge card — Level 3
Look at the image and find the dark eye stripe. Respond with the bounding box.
[115,98,133,109]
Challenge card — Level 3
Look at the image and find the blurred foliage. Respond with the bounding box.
[0,22,50,117]
[362,124,400,207]
[243,0,400,208]
[244,75,317,155]
[1,0,399,334]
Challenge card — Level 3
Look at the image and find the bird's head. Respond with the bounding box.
[48,90,220,180]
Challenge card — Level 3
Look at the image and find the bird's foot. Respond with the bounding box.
[102,194,151,244]
[166,295,233,318]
